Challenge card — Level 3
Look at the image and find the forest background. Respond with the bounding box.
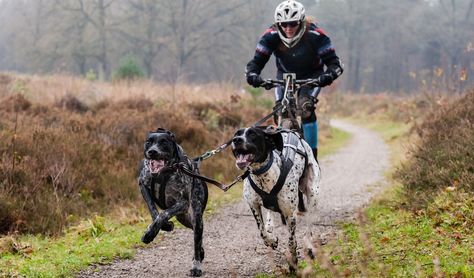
[0,0,473,93]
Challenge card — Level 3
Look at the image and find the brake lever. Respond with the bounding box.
[261,81,275,90]
[303,80,320,88]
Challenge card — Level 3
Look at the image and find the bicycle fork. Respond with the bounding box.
[278,73,304,137]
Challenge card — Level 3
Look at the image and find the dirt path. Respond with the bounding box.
[77,120,389,278]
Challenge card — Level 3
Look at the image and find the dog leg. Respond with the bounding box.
[306,165,320,213]
[298,163,320,214]
[190,196,205,277]
[159,220,174,232]
[141,200,188,244]
[265,210,274,234]
[139,180,159,221]
[190,184,206,277]
[249,206,278,249]
[286,213,298,273]
[298,190,306,212]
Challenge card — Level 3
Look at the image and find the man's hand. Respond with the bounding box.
[316,73,333,87]
[246,73,264,87]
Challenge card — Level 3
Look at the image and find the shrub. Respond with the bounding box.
[113,58,144,81]
[85,69,97,81]
[55,95,89,113]
[0,94,31,112]
[395,89,474,207]
[0,74,334,236]
[245,86,274,110]
[0,95,253,235]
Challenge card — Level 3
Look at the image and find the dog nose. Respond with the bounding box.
[147,149,158,157]
[232,137,244,145]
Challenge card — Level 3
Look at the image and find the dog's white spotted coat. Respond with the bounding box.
[77,120,390,278]
[240,129,320,270]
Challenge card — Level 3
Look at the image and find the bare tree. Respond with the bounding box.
[113,0,165,78]
[0,0,473,91]
[56,0,116,80]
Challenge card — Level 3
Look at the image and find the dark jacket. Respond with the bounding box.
[246,20,343,79]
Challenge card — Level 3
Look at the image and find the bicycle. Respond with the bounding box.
[259,73,321,137]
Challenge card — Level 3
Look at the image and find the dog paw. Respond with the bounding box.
[288,264,297,274]
[161,221,174,232]
[190,268,202,277]
[307,248,315,259]
[141,228,159,244]
[141,232,154,244]
[264,237,278,249]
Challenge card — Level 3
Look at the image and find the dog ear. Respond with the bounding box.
[166,130,176,141]
[155,128,176,141]
[268,133,283,152]
[260,126,283,152]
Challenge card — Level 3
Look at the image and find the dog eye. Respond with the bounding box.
[247,129,256,137]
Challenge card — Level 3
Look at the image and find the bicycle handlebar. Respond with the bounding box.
[260,78,320,90]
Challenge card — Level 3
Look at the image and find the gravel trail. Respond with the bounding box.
[77,120,390,278]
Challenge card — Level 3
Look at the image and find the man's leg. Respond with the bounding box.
[302,121,318,162]
[300,87,319,162]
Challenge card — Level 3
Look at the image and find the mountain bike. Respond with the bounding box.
[260,73,321,137]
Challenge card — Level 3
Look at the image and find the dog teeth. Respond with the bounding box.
[149,159,165,173]
[236,154,253,169]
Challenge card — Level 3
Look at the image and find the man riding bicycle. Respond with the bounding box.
[245,0,343,161]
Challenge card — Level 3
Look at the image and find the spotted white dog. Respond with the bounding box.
[231,126,320,272]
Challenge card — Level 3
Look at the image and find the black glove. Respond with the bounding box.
[316,73,333,87]
[246,73,264,87]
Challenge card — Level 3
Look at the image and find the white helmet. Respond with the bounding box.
[274,0,306,48]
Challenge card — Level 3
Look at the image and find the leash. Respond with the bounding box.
[187,104,284,191]
[193,139,232,162]
[193,104,283,162]
[252,103,282,127]
[174,162,249,192]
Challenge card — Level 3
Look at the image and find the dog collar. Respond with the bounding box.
[252,151,274,175]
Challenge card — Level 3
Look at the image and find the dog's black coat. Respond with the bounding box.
[138,128,208,276]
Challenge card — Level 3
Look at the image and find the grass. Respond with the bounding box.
[0,125,349,278]
[313,187,474,277]
[307,116,474,277]
[318,127,351,158]
[0,181,246,278]
[0,212,148,277]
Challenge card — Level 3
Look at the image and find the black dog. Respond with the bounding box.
[138,128,208,276]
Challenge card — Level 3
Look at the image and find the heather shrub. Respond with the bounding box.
[0,74,335,236]
[0,92,265,235]
[0,94,31,112]
[55,95,89,113]
[395,90,474,207]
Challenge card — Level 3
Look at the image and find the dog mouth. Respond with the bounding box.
[147,159,167,174]
[235,151,254,170]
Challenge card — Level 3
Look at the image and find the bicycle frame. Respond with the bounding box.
[262,74,320,136]
[277,73,303,135]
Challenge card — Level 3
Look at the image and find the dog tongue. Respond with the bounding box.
[236,154,253,170]
[149,159,165,173]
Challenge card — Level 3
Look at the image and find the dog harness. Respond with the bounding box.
[247,131,307,213]
[150,155,196,210]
